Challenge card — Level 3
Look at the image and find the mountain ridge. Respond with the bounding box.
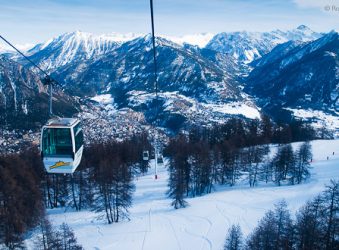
[0,26,337,135]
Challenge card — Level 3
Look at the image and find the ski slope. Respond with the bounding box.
[38,140,339,250]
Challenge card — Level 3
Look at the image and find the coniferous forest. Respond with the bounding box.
[1,117,337,249]
[224,180,339,250]
[166,117,315,208]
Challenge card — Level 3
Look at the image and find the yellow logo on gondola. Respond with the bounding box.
[49,161,71,170]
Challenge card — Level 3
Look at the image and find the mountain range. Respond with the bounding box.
[0,25,337,135]
[246,32,338,116]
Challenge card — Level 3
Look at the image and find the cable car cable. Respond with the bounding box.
[149,0,160,179]
[0,35,65,116]
[0,35,84,174]
[0,35,60,86]
[149,0,159,119]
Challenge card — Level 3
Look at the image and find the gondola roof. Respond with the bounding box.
[46,118,78,127]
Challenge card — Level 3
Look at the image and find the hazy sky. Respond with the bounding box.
[0,0,338,44]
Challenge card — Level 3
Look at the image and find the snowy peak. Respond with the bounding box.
[294,24,318,36]
[10,25,325,70]
[25,31,128,70]
[50,30,242,106]
[206,26,322,63]
[277,25,322,42]
[206,31,277,63]
[25,32,188,71]
[296,25,308,30]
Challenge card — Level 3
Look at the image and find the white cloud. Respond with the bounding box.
[0,43,34,53]
[293,0,339,9]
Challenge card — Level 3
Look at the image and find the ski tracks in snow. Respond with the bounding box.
[160,214,182,250]
[215,204,231,227]
[196,215,213,250]
[141,208,152,250]
[174,212,213,250]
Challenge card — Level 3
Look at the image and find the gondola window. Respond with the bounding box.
[42,128,73,156]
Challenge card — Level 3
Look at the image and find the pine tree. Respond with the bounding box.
[272,200,294,250]
[272,144,295,185]
[189,141,212,196]
[246,200,293,250]
[294,142,312,184]
[59,223,83,250]
[219,143,241,187]
[168,159,188,209]
[295,197,323,250]
[321,180,339,250]
[0,151,44,249]
[224,224,243,250]
[242,145,269,187]
[261,115,273,143]
[167,134,190,208]
[34,217,61,250]
[247,210,276,250]
[90,141,135,224]
[295,180,338,250]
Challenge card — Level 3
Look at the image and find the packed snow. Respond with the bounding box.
[286,108,339,137]
[26,139,339,250]
[91,94,114,105]
[90,94,117,114]
[203,103,261,119]
[126,90,261,121]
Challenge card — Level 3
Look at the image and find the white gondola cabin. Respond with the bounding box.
[40,118,84,174]
[143,150,149,161]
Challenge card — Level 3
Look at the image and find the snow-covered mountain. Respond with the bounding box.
[206,25,322,63]
[13,25,321,73]
[276,25,323,42]
[245,31,338,120]
[1,26,337,133]
[22,31,123,71]
[0,55,45,112]
[58,35,261,131]
[0,31,256,131]
[53,35,241,101]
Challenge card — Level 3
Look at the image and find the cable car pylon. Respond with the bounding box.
[149,0,160,179]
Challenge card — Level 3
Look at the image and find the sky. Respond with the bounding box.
[0,0,338,45]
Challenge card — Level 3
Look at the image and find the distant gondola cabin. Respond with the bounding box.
[157,155,164,164]
[143,150,149,161]
[40,118,84,174]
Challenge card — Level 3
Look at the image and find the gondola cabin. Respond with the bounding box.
[40,118,84,174]
[157,155,164,164]
[143,150,149,161]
